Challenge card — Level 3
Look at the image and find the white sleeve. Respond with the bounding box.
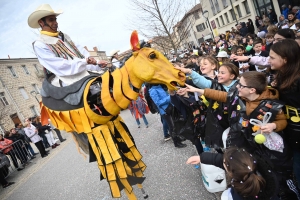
[34,41,90,76]
[76,43,103,72]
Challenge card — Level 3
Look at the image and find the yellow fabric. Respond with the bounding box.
[40,30,59,37]
[85,116,146,198]
[83,77,113,125]
[101,72,121,116]
[119,67,139,100]
[111,69,131,109]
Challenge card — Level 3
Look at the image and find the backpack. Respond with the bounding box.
[144,84,159,114]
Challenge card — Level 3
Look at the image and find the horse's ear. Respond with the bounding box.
[130,30,140,51]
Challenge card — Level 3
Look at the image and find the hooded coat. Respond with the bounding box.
[239,22,248,37]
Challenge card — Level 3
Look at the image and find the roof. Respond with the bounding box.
[178,3,202,27]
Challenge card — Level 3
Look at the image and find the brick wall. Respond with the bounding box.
[0,58,43,132]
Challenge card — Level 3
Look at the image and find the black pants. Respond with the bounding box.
[53,129,64,142]
[34,141,47,157]
[0,167,8,186]
[161,114,182,146]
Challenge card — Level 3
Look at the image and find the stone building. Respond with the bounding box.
[0,58,44,133]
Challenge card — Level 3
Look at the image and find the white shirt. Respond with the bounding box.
[24,124,42,143]
[33,34,102,86]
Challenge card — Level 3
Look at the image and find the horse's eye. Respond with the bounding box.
[149,52,156,59]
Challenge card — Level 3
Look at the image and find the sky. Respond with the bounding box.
[0,0,140,59]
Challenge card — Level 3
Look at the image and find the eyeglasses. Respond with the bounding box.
[236,81,252,89]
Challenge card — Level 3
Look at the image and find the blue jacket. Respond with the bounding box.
[282,8,289,19]
[149,85,170,115]
[297,10,300,20]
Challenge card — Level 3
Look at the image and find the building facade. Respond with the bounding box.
[204,0,281,37]
[0,58,44,133]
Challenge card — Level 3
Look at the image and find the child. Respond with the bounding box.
[185,71,296,199]
[269,39,300,189]
[251,39,269,72]
[234,46,250,74]
[176,62,239,148]
[216,51,230,66]
[128,90,149,128]
[265,33,274,52]
[186,147,278,199]
[245,38,253,53]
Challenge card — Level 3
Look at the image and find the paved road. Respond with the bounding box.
[0,109,220,200]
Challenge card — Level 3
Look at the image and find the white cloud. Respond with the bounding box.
[0,0,140,58]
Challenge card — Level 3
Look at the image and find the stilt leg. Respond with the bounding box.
[124,189,137,200]
[137,184,149,199]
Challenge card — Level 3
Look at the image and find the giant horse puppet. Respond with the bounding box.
[39,31,186,199]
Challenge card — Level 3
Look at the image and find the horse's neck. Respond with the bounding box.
[107,67,142,113]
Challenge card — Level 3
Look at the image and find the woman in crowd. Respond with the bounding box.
[268,39,300,189]
[34,116,59,149]
[0,134,24,171]
[128,89,149,128]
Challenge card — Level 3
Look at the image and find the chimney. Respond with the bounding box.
[8,55,10,59]
[93,47,98,52]
[84,46,88,51]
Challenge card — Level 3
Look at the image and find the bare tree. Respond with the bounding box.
[127,0,200,55]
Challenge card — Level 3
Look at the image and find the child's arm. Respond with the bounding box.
[186,152,224,170]
[203,88,228,103]
[174,66,212,88]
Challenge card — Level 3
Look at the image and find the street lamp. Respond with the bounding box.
[30,91,39,103]
[202,10,214,39]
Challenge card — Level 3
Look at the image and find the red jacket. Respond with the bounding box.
[0,138,13,154]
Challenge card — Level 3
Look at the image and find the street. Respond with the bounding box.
[0,109,219,200]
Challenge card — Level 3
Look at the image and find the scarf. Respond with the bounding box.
[40,30,59,37]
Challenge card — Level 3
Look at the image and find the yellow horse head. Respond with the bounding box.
[125,30,185,90]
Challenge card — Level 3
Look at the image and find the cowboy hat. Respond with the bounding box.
[28,4,63,28]
[109,50,120,57]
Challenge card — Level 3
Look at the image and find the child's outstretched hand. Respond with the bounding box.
[184,84,204,94]
[186,156,201,165]
[261,123,276,134]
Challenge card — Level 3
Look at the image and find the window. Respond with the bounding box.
[224,13,230,23]
[209,0,216,15]
[33,64,39,72]
[222,0,228,8]
[0,125,4,134]
[230,9,237,21]
[32,84,40,94]
[196,23,206,32]
[236,5,242,18]
[220,16,225,26]
[215,18,220,27]
[0,92,9,106]
[19,87,29,99]
[243,0,251,14]
[8,66,17,77]
[194,12,200,20]
[30,106,39,116]
[214,0,220,12]
[22,65,30,74]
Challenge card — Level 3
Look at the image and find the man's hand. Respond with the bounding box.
[86,57,97,65]
[230,54,249,62]
[98,60,108,68]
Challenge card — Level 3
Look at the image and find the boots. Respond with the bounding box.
[173,136,187,148]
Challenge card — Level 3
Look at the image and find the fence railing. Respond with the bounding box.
[0,139,33,178]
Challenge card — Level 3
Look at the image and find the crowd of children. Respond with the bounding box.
[164,25,300,199]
